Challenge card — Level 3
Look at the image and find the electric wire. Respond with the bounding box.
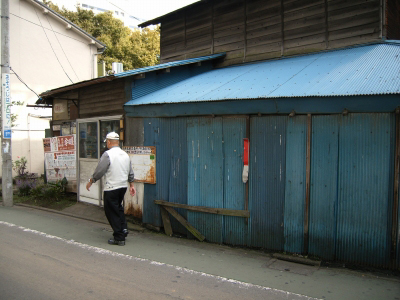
[10,13,92,46]
[33,8,74,84]
[45,14,80,82]
[9,67,40,99]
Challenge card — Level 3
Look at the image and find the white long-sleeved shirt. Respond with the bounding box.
[92,146,134,191]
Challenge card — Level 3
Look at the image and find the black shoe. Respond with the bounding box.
[108,238,125,246]
[123,229,129,237]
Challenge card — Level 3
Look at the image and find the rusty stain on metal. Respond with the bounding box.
[125,202,142,219]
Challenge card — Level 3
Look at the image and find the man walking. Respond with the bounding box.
[86,132,136,246]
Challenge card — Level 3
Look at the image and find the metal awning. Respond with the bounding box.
[125,42,400,107]
[38,53,225,103]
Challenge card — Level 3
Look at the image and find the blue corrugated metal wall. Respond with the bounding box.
[143,118,189,231]
[168,118,188,235]
[398,176,400,269]
[140,113,398,268]
[336,113,394,267]
[284,116,308,254]
[222,117,247,246]
[249,116,287,250]
[143,118,162,226]
[309,115,339,260]
[187,117,224,243]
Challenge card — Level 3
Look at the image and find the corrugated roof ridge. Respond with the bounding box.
[125,42,400,106]
[114,53,226,77]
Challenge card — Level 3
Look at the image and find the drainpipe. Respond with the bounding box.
[27,113,31,173]
[93,47,106,78]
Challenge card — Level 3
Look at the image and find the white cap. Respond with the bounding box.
[104,132,119,142]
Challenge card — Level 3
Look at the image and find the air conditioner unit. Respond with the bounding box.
[112,62,123,74]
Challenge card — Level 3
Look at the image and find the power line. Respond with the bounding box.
[10,13,90,46]
[45,14,80,82]
[9,67,40,99]
[34,7,74,84]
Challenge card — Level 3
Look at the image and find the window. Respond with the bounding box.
[121,12,124,17]
[82,4,88,7]
[100,120,120,156]
[79,122,98,159]
[115,11,119,15]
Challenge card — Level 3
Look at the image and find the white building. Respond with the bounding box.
[1,0,105,178]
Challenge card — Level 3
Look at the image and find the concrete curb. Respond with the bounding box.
[0,200,147,233]
[272,253,321,267]
[14,203,110,225]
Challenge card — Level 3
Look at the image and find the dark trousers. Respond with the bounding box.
[104,188,127,241]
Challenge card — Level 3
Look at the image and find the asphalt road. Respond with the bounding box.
[0,221,313,300]
[1,205,400,300]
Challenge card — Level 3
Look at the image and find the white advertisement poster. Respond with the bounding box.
[43,135,76,182]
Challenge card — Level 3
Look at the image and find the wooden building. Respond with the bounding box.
[39,0,400,269]
[140,0,400,66]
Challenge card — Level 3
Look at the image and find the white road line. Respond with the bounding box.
[0,221,320,299]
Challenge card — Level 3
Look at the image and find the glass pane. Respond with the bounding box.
[79,122,98,159]
[100,120,120,156]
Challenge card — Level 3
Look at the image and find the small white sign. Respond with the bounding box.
[2,74,11,139]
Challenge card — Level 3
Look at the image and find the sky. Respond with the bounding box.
[44,0,200,21]
[125,0,199,20]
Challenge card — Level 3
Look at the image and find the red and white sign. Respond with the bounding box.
[242,138,249,183]
[43,135,76,182]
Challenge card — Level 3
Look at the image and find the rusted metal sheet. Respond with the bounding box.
[123,146,156,184]
[125,200,143,219]
[124,183,144,220]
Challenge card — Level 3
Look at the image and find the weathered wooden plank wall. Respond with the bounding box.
[78,80,126,118]
[159,0,384,66]
[386,0,400,40]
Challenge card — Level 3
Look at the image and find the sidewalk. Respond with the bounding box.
[1,202,399,300]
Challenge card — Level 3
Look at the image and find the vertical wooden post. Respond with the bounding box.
[324,0,329,49]
[280,0,284,56]
[243,0,247,62]
[211,2,214,54]
[160,206,173,236]
[391,110,399,265]
[304,114,312,254]
[245,116,250,225]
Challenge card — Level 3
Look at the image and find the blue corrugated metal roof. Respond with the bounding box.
[125,43,400,106]
[114,53,225,78]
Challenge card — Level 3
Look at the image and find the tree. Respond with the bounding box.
[43,1,160,71]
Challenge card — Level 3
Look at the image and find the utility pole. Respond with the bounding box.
[1,0,12,207]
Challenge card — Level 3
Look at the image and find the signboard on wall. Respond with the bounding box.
[43,135,76,182]
[123,146,156,184]
[2,74,11,139]
[53,99,69,120]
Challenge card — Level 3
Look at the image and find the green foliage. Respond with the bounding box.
[12,156,28,177]
[10,101,24,128]
[43,1,160,71]
[30,178,68,202]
